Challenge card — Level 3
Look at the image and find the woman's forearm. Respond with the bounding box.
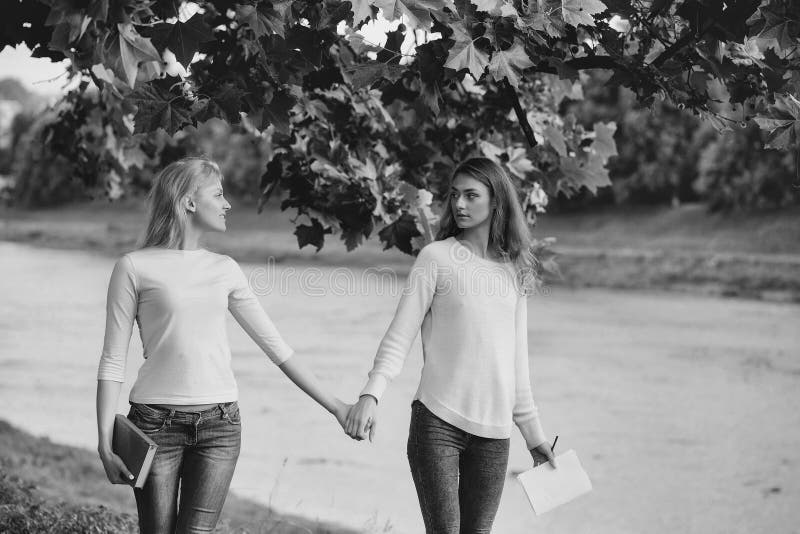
[278,356,339,414]
[96,379,122,454]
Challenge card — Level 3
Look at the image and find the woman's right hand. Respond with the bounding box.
[98,448,135,485]
[345,395,378,442]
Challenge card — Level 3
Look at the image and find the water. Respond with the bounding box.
[1,242,799,533]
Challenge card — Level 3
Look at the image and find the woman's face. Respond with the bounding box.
[190,176,231,233]
[450,174,493,229]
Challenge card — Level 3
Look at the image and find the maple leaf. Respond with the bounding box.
[488,40,533,89]
[590,121,617,162]
[542,73,584,105]
[644,40,665,64]
[543,124,567,156]
[350,156,378,181]
[311,158,350,181]
[349,62,406,90]
[263,90,296,135]
[345,28,381,55]
[295,218,332,251]
[300,98,331,121]
[349,0,374,25]
[500,3,518,17]
[235,3,288,38]
[699,110,734,133]
[754,7,799,53]
[114,23,162,88]
[479,140,536,178]
[470,0,518,17]
[146,14,215,67]
[470,0,503,14]
[561,0,607,28]
[505,147,536,178]
[420,79,441,115]
[378,213,421,255]
[373,0,449,31]
[445,22,489,80]
[558,153,611,194]
[88,0,110,21]
[198,82,248,123]
[129,79,194,135]
[753,117,795,149]
[753,93,800,150]
[526,12,565,38]
[91,63,117,85]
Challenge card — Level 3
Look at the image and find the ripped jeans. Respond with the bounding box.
[126,401,241,534]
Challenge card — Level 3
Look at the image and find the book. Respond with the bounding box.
[112,414,158,489]
[517,449,592,516]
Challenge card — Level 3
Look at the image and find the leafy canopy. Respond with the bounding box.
[4,0,799,253]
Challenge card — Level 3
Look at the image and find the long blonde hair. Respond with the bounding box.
[141,156,224,249]
[436,157,539,292]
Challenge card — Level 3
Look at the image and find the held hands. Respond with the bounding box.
[331,398,353,432]
[529,441,558,469]
[98,447,135,485]
[344,394,378,442]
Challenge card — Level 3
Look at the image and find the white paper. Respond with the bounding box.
[517,449,592,515]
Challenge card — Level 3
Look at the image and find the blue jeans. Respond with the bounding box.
[406,400,510,534]
[126,402,242,534]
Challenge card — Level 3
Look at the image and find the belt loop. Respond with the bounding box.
[166,409,175,426]
[218,402,228,420]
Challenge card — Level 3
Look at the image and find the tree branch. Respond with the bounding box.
[649,28,701,68]
[532,55,631,75]
[502,80,537,147]
[650,0,761,68]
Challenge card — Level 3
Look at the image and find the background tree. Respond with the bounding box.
[2,0,798,253]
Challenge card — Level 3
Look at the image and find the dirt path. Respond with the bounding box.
[0,242,798,533]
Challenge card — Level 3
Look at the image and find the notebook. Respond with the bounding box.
[112,414,158,489]
[517,449,592,515]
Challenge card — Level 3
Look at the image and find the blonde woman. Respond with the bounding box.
[345,158,557,533]
[95,156,350,533]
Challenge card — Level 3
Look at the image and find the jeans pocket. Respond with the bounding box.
[223,403,241,425]
[130,406,168,434]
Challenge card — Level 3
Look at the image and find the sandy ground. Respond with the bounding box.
[1,242,799,533]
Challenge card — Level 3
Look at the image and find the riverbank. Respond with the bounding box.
[2,243,798,533]
[0,419,356,534]
[1,199,799,302]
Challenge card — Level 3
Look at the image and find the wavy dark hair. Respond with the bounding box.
[436,157,538,292]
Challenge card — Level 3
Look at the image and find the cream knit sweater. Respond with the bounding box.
[360,237,547,449]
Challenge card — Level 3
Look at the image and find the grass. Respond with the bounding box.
[0,419,357,534]
[1,198,799,301]
[533,203,800,255]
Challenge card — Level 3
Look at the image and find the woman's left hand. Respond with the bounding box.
[331,398,351,430]
[529,441,558,468]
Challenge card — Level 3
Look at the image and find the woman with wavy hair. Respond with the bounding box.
[95,156,350,533]
[345,157,557,533]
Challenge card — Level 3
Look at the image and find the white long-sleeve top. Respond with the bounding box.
[97,247,294,404]
[360,237,548,449]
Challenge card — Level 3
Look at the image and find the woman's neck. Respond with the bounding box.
[181,225,204,251]
[458,223,491,259]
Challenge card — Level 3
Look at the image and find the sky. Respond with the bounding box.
[0,44,75,97]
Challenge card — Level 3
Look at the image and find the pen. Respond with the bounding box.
[551,435,558,453]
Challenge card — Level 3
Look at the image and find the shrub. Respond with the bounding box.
[695,124,800,211]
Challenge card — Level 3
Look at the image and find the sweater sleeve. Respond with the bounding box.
[513,294,548,449]
[97,255,138,382]
[227,257,294,365]
[359,244,438,401]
